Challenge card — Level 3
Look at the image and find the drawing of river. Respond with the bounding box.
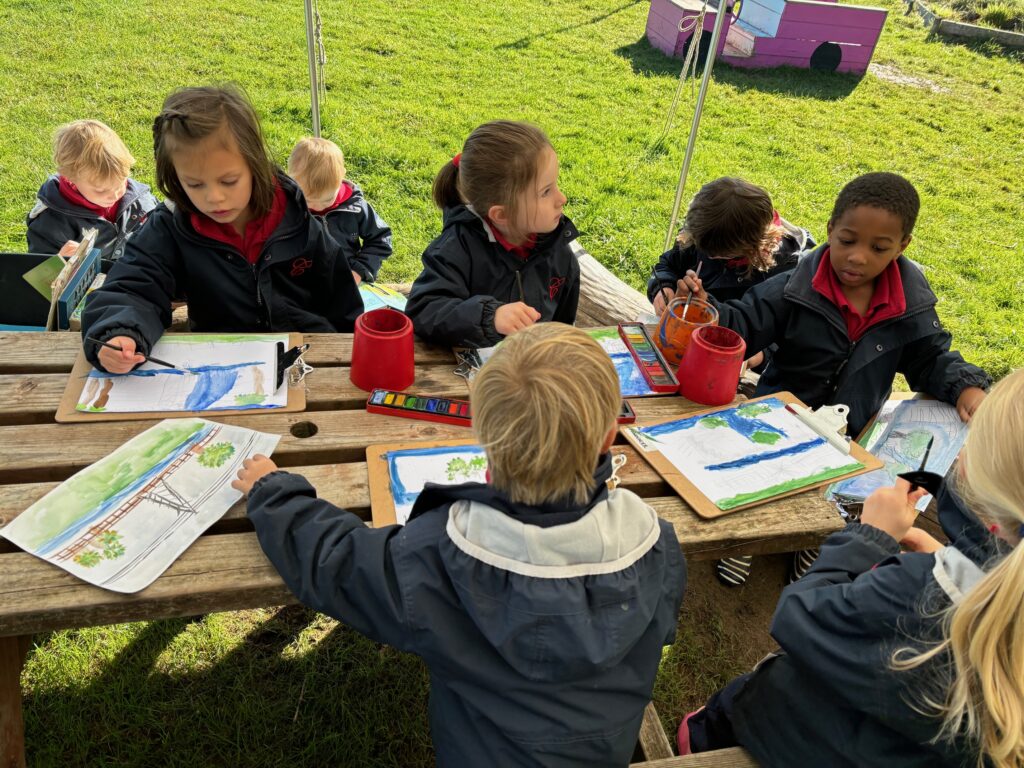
[86,362,262,411]
[36,422,216,555]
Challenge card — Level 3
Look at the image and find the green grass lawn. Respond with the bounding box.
[2,0,1023,764]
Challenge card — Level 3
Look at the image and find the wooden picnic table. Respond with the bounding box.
[0,330,843,766]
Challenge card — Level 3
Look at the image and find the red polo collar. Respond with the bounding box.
[811,248,906,341]
[309,181,354,215]
[488,220,536,261]
[190,181,288,266]
[58,175,121,222]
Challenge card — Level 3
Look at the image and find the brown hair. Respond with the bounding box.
[432,120,551,244]
[53,120,134,182]
[288,137,345,198]
[678,177,782,274]
[472,323,620,505]
[153,85,278,218]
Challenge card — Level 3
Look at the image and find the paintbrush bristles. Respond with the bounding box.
[680,260,703,320]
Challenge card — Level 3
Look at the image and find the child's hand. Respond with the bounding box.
[351,270,362,285]
[231,454,279,496]
[900,527,944,554]
[653,286,676,316]
[495,302,541,335]
[860,478,929,542]
[956,386,986,423]
[97,336,146,374]
[58,240,80,258]
[678,271,707,302]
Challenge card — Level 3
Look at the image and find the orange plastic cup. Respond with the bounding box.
[654,297,719,367]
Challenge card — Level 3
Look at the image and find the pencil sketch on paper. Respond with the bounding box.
[0,418,280,593]
[386,444,488,525]
[627,398,864,510]
[829,399,968,509]
[77,333,289,413]
[454,329,657,397]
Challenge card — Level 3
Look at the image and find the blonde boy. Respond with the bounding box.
[288,137,392,284]
[26,120,157,270]
[233,323,687,768]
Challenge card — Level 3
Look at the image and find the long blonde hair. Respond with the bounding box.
[894,371,1024,768]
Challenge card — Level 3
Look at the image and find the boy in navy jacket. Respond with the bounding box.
[288,137,393,284]
[681,172,989,438]
[232,323,687,767]
[26,120,157,271]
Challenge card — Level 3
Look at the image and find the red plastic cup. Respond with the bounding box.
[677,325,746,406]
[350,309,415,392]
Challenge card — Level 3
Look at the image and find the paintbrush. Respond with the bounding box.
[680,260,703,319]
[896,435,943,496]
[86,336,180,370]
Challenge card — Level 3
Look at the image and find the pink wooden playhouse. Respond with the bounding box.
[646,0,887,74]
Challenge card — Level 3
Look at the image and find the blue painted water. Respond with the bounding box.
[90,361,262,411]
[639,397,788,441]
[388,445,486,507]
[704,438,825,471]
[38,423,215,555]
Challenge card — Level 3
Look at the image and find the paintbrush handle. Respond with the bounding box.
[86,336,177,370]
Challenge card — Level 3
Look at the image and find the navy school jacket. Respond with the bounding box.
[405,205,581,348]
[81,174,363,369]
[710,244,991,436]
[728,491,995,767]
[646,216,814,304]
[246,454,687,768]
[316,182,393,283]
[26,175,158,271]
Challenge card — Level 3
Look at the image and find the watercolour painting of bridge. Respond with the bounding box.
[0,418,279,593]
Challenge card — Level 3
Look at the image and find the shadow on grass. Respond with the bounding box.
[23,607,433,768]
[924,29,1024,61]
[496,0,645,50]
[615,37,865,101]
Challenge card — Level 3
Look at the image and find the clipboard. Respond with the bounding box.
[55,332,308,423]
[621,392,883,519]
[367,438,480,527]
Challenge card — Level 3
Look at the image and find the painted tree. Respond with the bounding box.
[99,530,126,560]
[74,550,102,568]
[197,442,236,469]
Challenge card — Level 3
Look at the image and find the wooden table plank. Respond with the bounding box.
[0,332,454,373]
[0,367,473,425]
[0,533,297,637]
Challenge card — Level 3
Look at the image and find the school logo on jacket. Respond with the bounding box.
[290,257,313,277]
[549,276,566,300]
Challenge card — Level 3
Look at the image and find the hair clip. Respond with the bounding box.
[607,452,628,491]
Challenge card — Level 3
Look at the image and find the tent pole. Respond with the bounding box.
[304,0,321,137]
[663,1,732,252]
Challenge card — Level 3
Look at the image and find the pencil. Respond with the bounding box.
[86,336,179,370]
[516,271,526,304]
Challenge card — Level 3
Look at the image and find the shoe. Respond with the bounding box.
[716,555,753,587]
[677,707,704,755]
[790,548,820,583]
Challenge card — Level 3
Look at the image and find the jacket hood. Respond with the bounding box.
[786,244,938,318]
[34,174,154,217]
[440,203,579,249]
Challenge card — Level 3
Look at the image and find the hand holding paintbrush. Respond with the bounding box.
[679,260,706,316]
[88,336,179,375]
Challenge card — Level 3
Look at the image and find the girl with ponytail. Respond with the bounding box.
[676,372,1019,768]
[406,120,580,348]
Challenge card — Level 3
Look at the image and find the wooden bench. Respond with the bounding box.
[0,330,838,765]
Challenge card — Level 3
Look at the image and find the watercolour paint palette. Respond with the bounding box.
[618,322,679,392]
[621,392,882,518]
[367,389,472,427]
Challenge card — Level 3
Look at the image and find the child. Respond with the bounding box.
[405,120,580,348]
[680,172,990,440]
[232,323,688,767]
[678,369,1024,768]
[81,86,362,374]
[288,137,393,284]
[26,119,158,271]
[647,177,814,315]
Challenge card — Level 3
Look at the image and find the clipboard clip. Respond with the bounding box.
[276,342,311,389]
[786,402,851,455]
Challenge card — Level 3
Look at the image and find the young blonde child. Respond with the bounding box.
[26,119,158,270]
[679,368,1024,768]
[648,177,813,316]
[405,120,580,348]
[81,86,362,374]
[288,137,393,284]
[232,323,687,767]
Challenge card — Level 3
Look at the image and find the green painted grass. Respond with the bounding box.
[716,462,866,509]
[4,0,1024,762]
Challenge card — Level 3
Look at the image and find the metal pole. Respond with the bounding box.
[662,0,731,252]
[304,0,321,137]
